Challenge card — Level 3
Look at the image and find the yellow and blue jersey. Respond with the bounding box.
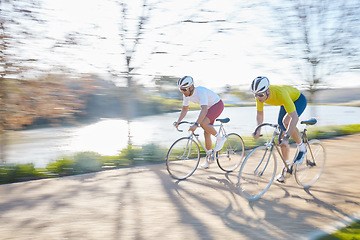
[256,85,301,113]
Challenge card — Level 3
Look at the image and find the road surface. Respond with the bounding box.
[0,134,359,240]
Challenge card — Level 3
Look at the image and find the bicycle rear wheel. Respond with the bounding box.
[216,133,245,172]
[294,139,325,188]
[166,137,200,180]
[238,145,277,201]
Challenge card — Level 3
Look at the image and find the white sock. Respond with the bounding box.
[297,142,306,152]
[285,160,291,167]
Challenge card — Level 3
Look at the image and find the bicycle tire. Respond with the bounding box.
[294,139,326,188]
[166,137,200,180]
[216,133,245,172]
[238,145,277,201]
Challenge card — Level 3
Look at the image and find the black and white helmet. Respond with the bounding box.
[251,76,270,94]
[177,76,194,88]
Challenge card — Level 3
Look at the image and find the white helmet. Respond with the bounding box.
[251,76,270,94]
[177,76,194,88]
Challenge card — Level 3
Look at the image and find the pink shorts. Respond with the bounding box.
[206,100,224,125]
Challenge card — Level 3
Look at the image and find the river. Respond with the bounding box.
[3,105,360,168]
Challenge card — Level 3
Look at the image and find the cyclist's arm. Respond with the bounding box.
[256,110,264,126]
[189,105,207,132]
[254,110,264,139]
[175,105,189,125]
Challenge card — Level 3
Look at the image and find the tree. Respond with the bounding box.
[153,76,180,99]
[263,0,360,102]
[0,0,96,163]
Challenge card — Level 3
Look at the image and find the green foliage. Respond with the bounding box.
[306,124,360,140]
[117,143,167,163]
[100,155,131,168]
[46,156,75,176]
[1,124,360,184]
[119,145,143,161]
[0,163,46,184]
[149,95,200,112]
[317,220,360,240]
[141,143,167,162]
[46,152,102,176]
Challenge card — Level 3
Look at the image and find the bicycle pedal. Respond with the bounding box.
[276,178,285,184]
[307,161,316,167]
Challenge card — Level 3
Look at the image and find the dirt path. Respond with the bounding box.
[0,134,359,240]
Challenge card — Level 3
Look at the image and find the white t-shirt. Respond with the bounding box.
[183,86,221,109]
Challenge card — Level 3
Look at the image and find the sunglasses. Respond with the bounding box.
[180,88,188,92]
[255,92,266,98]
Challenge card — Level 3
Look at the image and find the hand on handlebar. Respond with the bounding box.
[253,130,261,139]
[189,124,197,133]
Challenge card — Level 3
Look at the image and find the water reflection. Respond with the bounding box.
[4,105,360,168]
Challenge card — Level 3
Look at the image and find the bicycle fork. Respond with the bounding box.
[254,144,273,176]
[181,136,195,160]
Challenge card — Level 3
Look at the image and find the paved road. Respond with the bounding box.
[0,134,360,240]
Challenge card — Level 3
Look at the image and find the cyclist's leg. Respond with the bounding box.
[201,117,216,151]
[207,100,225,151]
[293,94,308,163]
[201,100,224,150]
[288,94,308,145]
[278,107,290,161]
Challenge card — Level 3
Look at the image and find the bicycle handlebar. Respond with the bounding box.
[253,123,279,135]
[253,123,285,143]
[174,121,195,132]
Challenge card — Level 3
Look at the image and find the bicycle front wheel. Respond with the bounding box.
[216,133,245,172]
[294,139,325,188]
[238,145,277,201]
[166,137,200,180]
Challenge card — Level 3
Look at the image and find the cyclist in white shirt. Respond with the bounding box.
[174,76,226,169]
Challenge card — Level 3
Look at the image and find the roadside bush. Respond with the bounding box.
[72,152,102,173]
[117,144,167,165]
[307,124,360,139]
[99,155,130,168]
[46,152,102,176]
[46,156,76,176]
[141,143,167,162]
[1,124,359,184]
[0,163,45,184]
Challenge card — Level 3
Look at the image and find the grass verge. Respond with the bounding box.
[317,220,360,240]
[0,124,359,184]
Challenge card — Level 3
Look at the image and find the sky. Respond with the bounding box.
[10,0,360,91]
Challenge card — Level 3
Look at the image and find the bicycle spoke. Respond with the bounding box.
[216,133,245,172]
[238,145,276,201]
[294,139,325,188]
[166,137,200,180]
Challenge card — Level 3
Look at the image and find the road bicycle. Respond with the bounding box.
[238,118,326,201]
[166,118,245,180]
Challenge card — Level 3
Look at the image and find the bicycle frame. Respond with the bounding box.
[300,125,317,167]
[238,118,324,200]
[255,122,314,174]
[168,118,245,179]
[180,122,227,157]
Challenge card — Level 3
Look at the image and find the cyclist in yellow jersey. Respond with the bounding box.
[251,76,308,183]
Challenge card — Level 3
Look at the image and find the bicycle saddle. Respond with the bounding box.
[216,118,230,123]
[301,118,317,125]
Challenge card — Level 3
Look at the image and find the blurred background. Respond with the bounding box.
[1,0,359,169]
